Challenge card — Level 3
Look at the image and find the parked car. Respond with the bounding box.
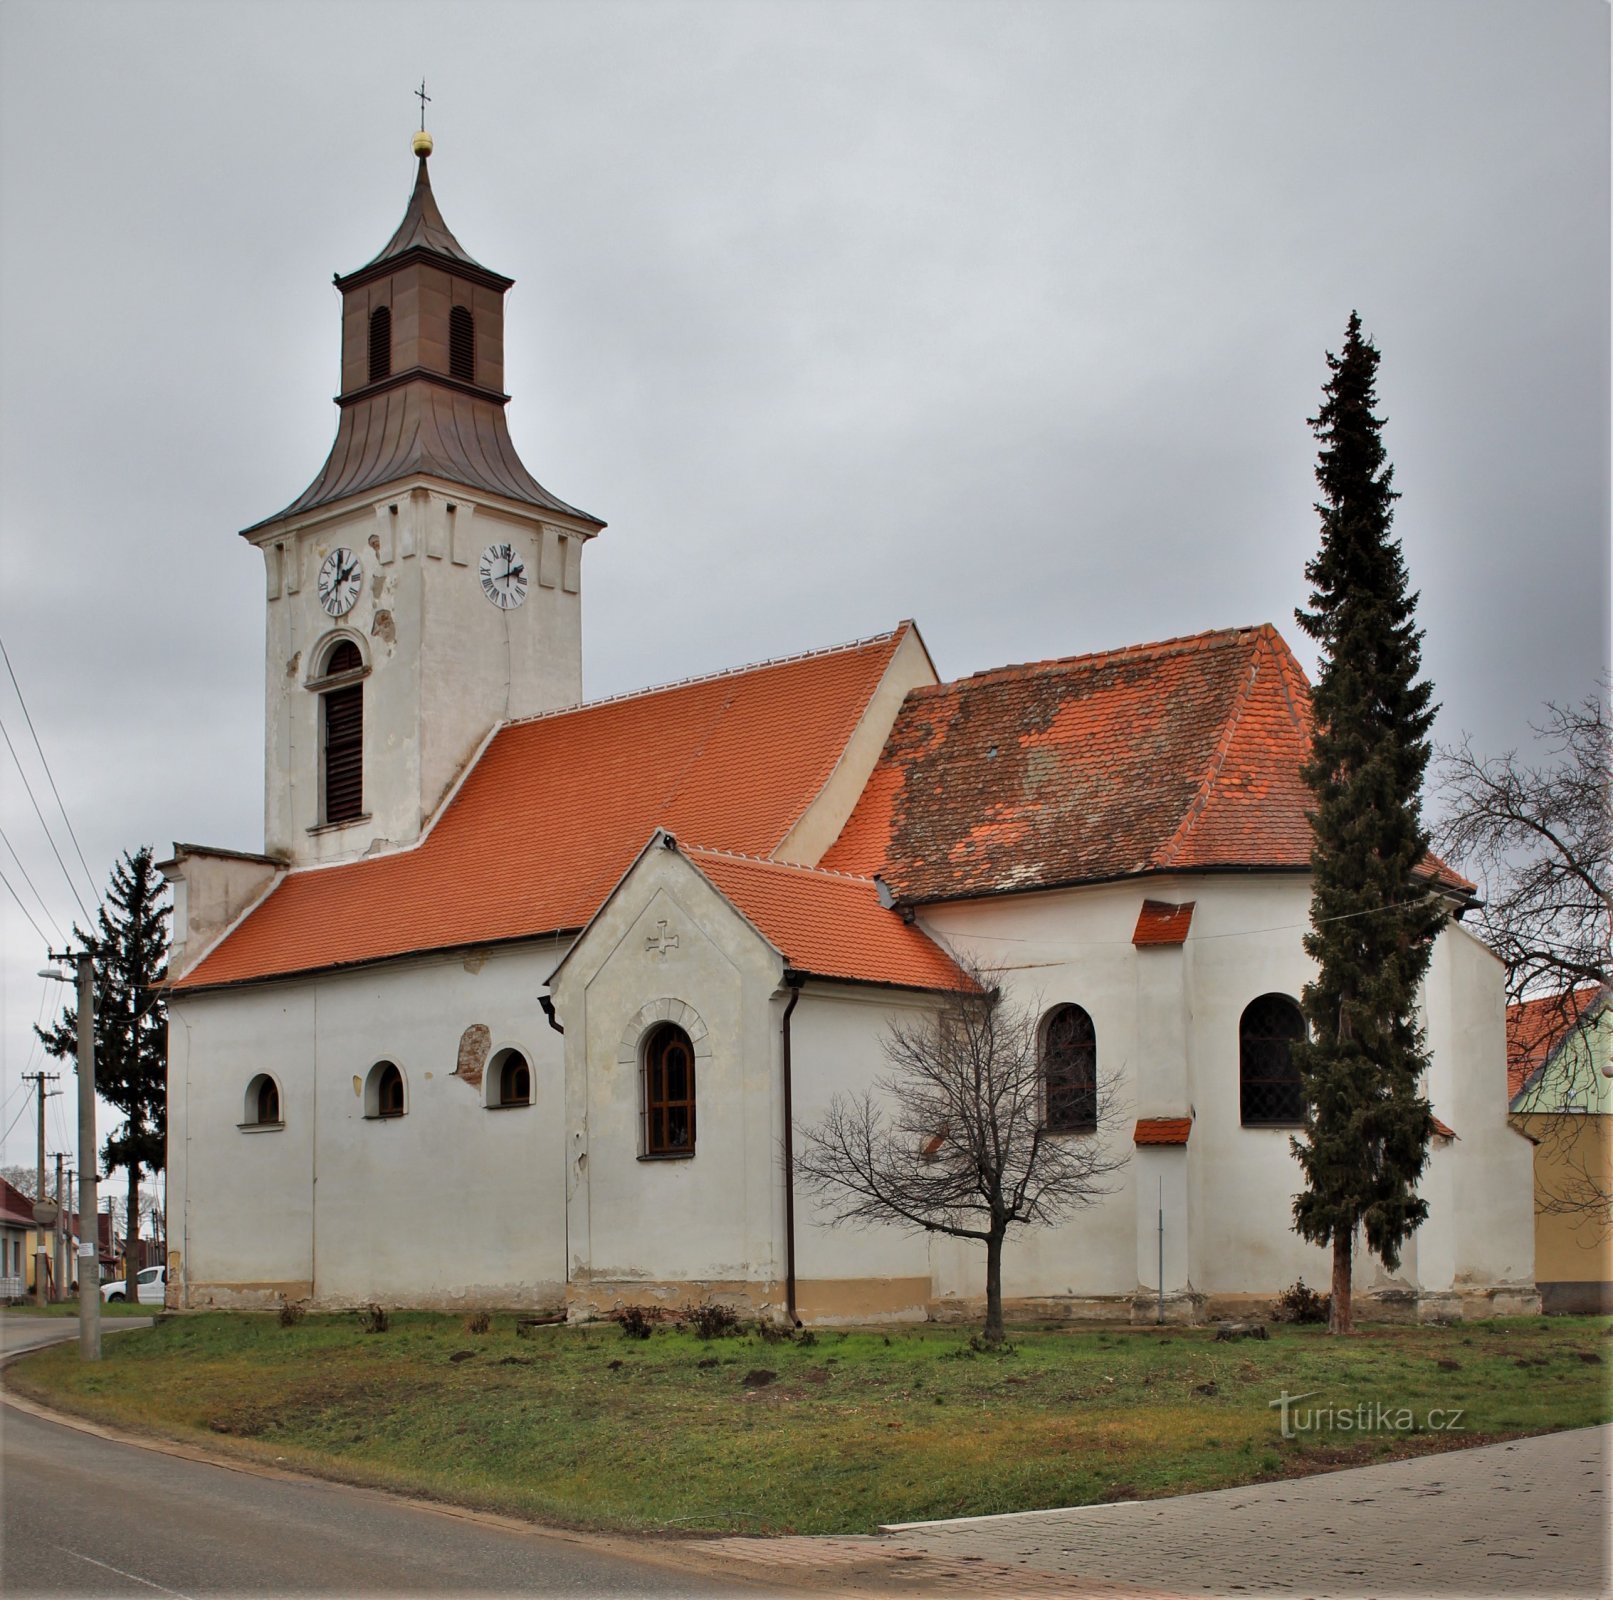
[102,1266,165,1305]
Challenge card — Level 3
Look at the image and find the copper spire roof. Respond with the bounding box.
[341,150,501,285]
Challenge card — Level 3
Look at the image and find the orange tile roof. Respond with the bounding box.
[1507,986,1605,1100]
[175,629,911,989]
[825,623,1475,903]
[1134,899,1195,946]
[686,847,969,992]
[1134,1117,1192,1146]
[1430,1116,1457,1140]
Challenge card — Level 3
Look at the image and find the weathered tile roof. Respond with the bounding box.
[1133,899,1195,946]
[1507,985,1606,1101]
[825,623,1474,903]
[1134,1117,1192,1146]
[173,629,912,990]
[687,848,969,992]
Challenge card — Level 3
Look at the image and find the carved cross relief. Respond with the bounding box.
[645,919,679,958]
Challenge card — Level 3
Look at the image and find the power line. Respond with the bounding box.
[0,632,100,912]
[0,822,64,942]
[0,864,51,944]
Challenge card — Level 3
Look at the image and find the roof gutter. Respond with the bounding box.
[780,972,805,1327]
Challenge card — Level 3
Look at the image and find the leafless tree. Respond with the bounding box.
[796,967,1128,1345]
[1433,690,1611,1232]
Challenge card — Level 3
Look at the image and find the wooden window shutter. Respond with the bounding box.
[368,306,392,383]
[449,306,475,382]
[323,682,363,823]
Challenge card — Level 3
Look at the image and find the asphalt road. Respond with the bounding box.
[1,1319,758,1599]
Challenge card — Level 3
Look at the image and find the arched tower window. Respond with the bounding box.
[243,1073,281,1127]
[643,1024,696,1156]
[1041,1004,1097,1132]
[366,1059,406,1119]
[320,639,364,825]
[368,305,392,382]
[488,1049,532,1109]
[449,305,475,382]
[1239,995,1307,1126]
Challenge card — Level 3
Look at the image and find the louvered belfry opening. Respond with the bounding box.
[368,305,392,382]
[449,305,475,382]
[322,640,364,824]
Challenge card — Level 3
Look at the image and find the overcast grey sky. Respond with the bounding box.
[0,0,1606,1179]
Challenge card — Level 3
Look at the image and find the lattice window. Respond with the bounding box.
[368,305,392,382]
[449,305,475,382]
[644,1024,696,1156]
[1240,995,1306,1126]
[1042,1004,1097,1131]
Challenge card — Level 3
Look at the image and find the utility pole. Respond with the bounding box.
[42,949,99,1359]
[22,1071,60,1307]
[52,1152,65,1302]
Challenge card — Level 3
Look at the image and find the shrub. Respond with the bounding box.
[464,1310,491,1335]
[356,1303,389,1334]
[679,1301,742,1340]
[277,1299,306,1328]
[612,1304,664,1340]
[1273,1279,1330,1324]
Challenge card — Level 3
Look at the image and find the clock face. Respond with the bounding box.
[479,542,529,610]
[316,547,362,617]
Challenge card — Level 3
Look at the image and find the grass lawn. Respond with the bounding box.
[7,1312,1609,1535]
[3,1298,156,1317]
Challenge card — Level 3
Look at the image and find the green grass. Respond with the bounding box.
[7,1312,1609,1535]
[4,1297,156,1317]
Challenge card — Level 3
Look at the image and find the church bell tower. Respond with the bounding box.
[242,131,603,868]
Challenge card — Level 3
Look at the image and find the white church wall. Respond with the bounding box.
[553,848,789,1318]
[171,937,571,1311]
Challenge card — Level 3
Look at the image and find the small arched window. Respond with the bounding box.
[320,639,364,825]
[243,1073,281,1128]
[1240,995,1306,1126]
[643,1024,695,1156]
[1041,1004,1097,1132]
[449,305,475,382]
[368,305,392,382]
[366,1060,406,1120]
[488,1049,532,1109]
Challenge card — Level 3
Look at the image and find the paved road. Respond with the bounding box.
[1,1319,758,1598]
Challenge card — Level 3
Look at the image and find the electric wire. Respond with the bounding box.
[0,822,64,943]
[0,632,101,911]
[0,864,51,944]
[0,713,93,925]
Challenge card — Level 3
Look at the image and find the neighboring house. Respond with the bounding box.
[1509,987,1613,1313]
[0,1178,33,1300]
[161,137,1539,1327]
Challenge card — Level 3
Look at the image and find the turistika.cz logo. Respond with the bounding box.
[1268,1389,1467,1440]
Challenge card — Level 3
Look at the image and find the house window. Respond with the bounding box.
[449,305,475,382]
[368,305,392,382]
[1240,995,1306,1126]
[244,1073,281,1127]
[488,1049,532,1109]
[320,639,364,824]
[1041,1004,1097,1131]
[643,1023,695,1156]
[366,1060,406,1119]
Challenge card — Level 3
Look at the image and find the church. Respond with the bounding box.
[162,134,1538,1326]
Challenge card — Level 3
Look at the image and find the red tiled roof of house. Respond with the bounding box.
[1507,986,1605,1100]
[1431,1116,1457,1140]
[687,847,970,992]
[0,1177,35,1227]
[175,628,913,989]
[825,623,1474,904]
[1134,900,1195,946]
[1134,1117,1192,1146]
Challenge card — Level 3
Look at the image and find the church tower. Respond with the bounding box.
[242,132,603,868]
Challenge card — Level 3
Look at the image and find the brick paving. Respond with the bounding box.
[688,1426,1610,1598]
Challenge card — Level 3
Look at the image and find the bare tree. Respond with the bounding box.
[795,969,1128,1346]
[1434,690,1611,1232]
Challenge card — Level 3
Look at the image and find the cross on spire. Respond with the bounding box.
[415,79,431,132]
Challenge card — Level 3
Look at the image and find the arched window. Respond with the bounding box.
[488,1049,532,1109]
[368,305,392,382]
[1041,1004,1097,1132]
[643,1024,695,1156]
[243,1073,281,1127]
[449,305,475,382]
[320,639,364,824]
[1240,995,1306,1126]
[366,1060,406,1120]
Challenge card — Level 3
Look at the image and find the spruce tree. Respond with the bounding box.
[1291,314,1446,1334]
[38,847,169,1297]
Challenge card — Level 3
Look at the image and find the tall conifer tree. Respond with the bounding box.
[38,847,169,1295]
[1292,314,1446,1334]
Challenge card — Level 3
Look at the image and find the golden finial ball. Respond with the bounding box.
[413,130,434,157]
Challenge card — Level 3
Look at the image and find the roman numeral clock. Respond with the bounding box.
[479,542,529,610]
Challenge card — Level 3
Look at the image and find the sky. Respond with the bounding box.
[0,0,1607,1184]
